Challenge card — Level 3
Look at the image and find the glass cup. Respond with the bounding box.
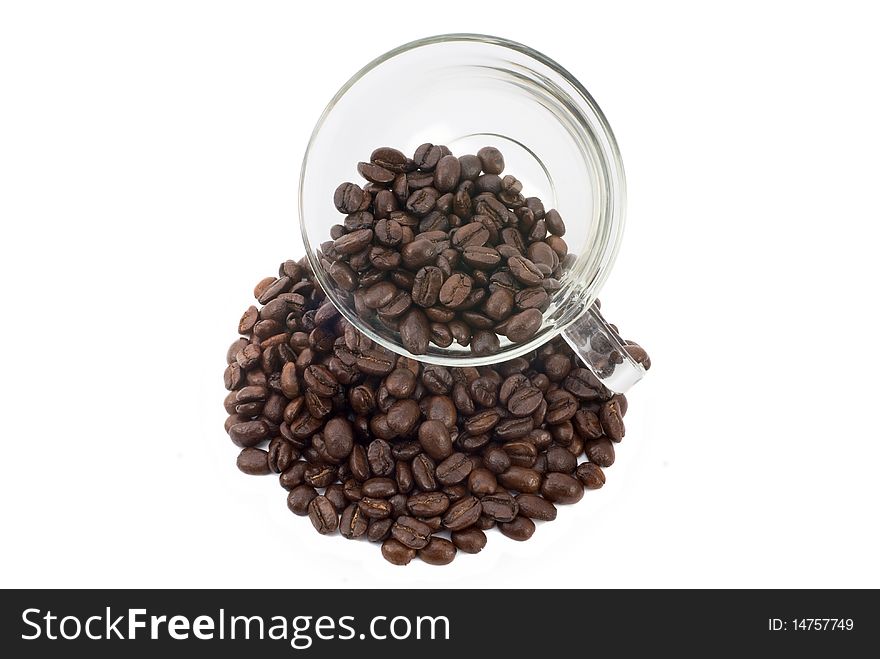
[300,34,645,393]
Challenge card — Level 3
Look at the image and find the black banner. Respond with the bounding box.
[1,589,874,657]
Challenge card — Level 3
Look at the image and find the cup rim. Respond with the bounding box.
[299,33,627,366]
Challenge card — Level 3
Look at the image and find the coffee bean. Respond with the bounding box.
[600,399,625,441]
[228,419,269,448]
[412,266,443,307]
[418,420,453,460]
[419,537,457,565]
[541,472,584,504]
[503,439,538,467]
[452,221,490,249]
[400,308,431,355]
[438,273,472,308]
[442,495,482,531]
[506,309,543,342]
[573,409,604,440]
[340,503,368,539]
[507,386,544,416]
[236,448,270,475]
[546,445,577,473]
[411,461,438,498]
[585,438,616,467]
[471,330,500,356]
[499,515,535,541]
[413,143,444,170]
[451,528,487,554]
[467,468,498,496]
[367,439,394,476]
[576,462,606,489]
[379,371,413,401]
[362,477,397,499]
[381,538,416,565]
[433,155,461,192]
[407,491,450,517]
[498,466,541,493]
[308,496,339,534]
[359,497,393,519]
[385,399,419,435]
[477,146,505,175]
[436,452,474,485]
[356,349,396,377]
[371,147,412,173]
[515,493,557,521]
[368,518,394,543]
[480,491,519,522]
[391,516,432,549]
[287,484,318,516]
[323,417,354,460]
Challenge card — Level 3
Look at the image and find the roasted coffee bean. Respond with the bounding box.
[267,437,296,474]
[371,147,412,173]
[480,491,519,522]
[419,537,457,565]
[395,460,414,494]
[499,515,535,541]
[573,409,604,440]
[451,527,487,554]
[324,483,347,512]
[467,468,498,496]
[498,466,541,493]
[367,439,395,476]
[308,496,339,534]
[355,349,396,377]
[287,484,318,516]
[483,446,511,475]
[585,438,616,467]
[512,494,556,524]
[407,491,450,517]
[544,209,566,236]
[413,143,444,170]
[503,439,538,467]
[576,462,606,490]
[322,417,354,460]
[600,399,625,441]
[442,495,482,531]
[541,472,584,504]
[436,452,474,485]
[433,155,461,192]
[438,273,472,309]
[418,420,454,460]
[359,497,393,519]
[236,448,270,475]
[362,477,397,499]
[380,398,416,434]
[412,454,437,491]
[507,386,544,416]
[399,308,431,354]
[391,516,432,549]
[382,538,417,565]
[340,503,368,539]
[508,256,544,287]
[477,146,505,175]
[470,330,500,356]
[279,461,308,490]
[506,309,543,342]
[412,266,443,307]
[369,518,394,543]
[546,445,578,474]
[228,419,269,448]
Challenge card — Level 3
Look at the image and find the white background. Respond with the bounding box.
[2,0,878,589]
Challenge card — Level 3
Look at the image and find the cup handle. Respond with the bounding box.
[561,304,646,394]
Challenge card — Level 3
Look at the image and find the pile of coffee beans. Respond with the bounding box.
[319,145,571,356]
[224,259,650,565]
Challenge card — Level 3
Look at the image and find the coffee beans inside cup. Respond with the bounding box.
[224,258,650,565]
[319,144,572,356]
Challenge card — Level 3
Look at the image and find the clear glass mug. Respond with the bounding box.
[300,34,645,393]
